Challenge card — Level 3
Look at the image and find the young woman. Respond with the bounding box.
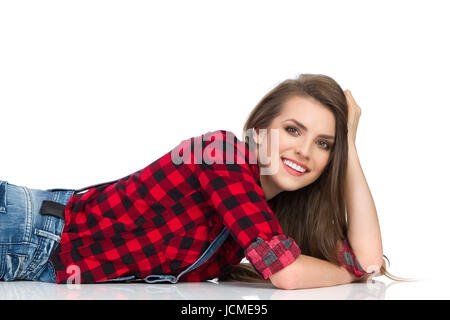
[0,74,397,289]
[220,74,399,288]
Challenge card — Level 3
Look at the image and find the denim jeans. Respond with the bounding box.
[0,180,75,283]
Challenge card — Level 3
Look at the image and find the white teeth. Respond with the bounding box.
[282,159,306,173]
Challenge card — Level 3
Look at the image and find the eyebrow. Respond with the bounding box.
[283,118,335,140]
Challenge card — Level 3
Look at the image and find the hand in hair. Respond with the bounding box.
[344,89,361,145]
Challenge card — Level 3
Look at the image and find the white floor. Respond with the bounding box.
[0,277,446,300]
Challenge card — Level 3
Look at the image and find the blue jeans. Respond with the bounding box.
[0,180,75,283]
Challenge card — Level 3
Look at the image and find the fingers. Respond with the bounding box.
[344,89,355,103]
[344,89,361,113]
[344,90,353,118]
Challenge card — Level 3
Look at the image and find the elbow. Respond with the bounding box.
[269,253,305,290]
[269,269,298,290]
[358,255,384,274]
[271,277,296,290]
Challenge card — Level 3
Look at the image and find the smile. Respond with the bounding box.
[281,158,309,176]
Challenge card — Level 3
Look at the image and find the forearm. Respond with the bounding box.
[270,254,355,290]
[345,143,383,270]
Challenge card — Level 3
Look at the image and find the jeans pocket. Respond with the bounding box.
[34,228,61,243]
[4,252,28,281]
[0,242,37,281]
[25,225,62,281]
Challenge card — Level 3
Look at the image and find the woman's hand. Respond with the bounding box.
[344,89,361,146]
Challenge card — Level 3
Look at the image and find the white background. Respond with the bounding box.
[1,0,449,298]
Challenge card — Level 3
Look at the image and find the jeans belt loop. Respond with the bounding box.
[0,180,7,214]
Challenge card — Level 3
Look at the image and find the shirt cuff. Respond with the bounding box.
[244,235,301,280]
[338,239,368,278]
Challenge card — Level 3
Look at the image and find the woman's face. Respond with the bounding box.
[254,95,336,200]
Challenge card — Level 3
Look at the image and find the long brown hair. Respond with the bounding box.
[219,74,407,283]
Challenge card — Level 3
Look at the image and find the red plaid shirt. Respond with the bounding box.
[49,130,366,284]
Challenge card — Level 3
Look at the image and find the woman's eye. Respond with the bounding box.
[285,126,300,135]
[318,141,331,150]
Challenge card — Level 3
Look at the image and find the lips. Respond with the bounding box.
[281,157,310,172]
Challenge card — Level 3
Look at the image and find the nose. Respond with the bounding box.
[294,139,312,160]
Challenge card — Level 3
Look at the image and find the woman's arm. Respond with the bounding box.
[344,90,384,272]
[345,143,384,271]
[270,254,355,290]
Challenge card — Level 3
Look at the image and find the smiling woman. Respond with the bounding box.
[219,73,407,287]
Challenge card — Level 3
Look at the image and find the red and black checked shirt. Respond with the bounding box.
[49,130,367,284]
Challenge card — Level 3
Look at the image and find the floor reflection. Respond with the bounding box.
[0,278,402,300]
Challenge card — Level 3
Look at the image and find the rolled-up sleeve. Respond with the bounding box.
[245,235,301,279]
[338,239,368,278]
